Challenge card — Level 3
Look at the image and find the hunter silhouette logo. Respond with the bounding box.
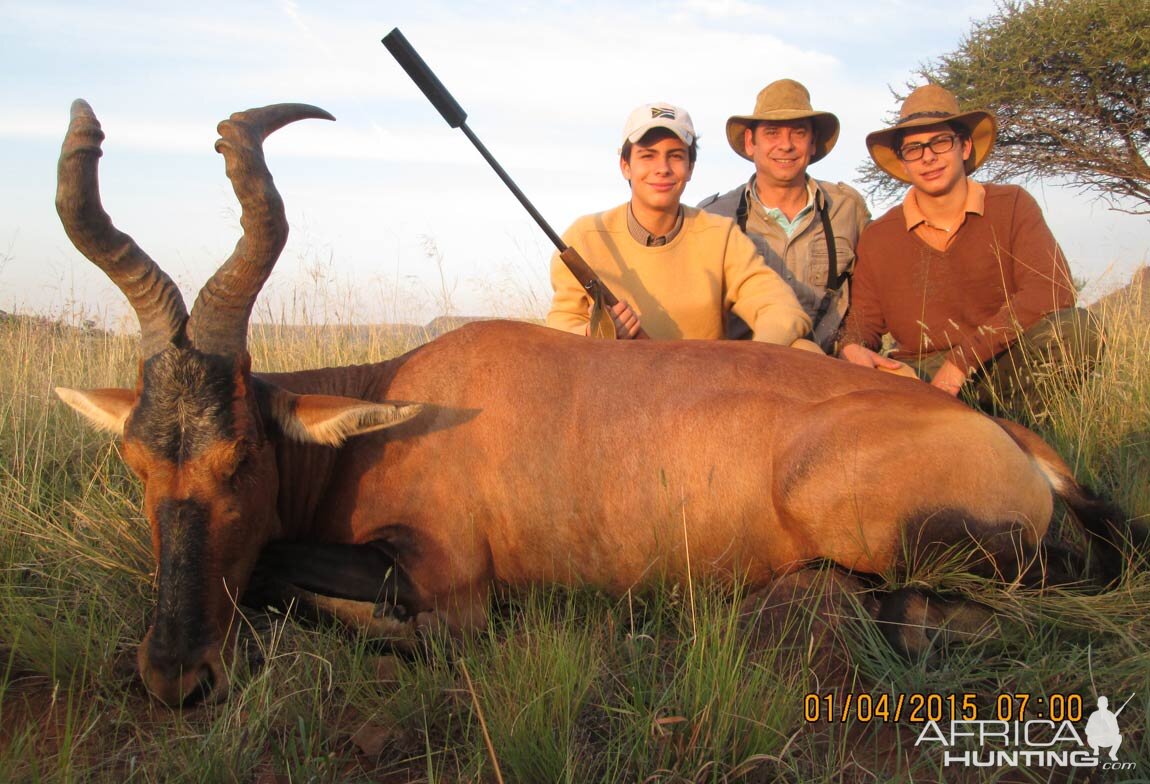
[914,692,1138,770]
[1086,694,1133,761]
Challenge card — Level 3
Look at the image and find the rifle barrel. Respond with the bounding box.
[457,124,566,252]
[383,28,565,252]
[381,28,467,128]
[383,27,647,339]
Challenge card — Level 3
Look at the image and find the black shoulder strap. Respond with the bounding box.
[810,195,849,334]
[818,198,844,290]
[745,184,846,293]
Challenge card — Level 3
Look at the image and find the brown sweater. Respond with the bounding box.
[841,183,1076,373]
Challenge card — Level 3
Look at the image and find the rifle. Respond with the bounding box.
[382,27,647,340]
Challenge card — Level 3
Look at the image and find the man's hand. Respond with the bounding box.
[588,299,641,339]
[930,359,967,397]
[840,342,910,373]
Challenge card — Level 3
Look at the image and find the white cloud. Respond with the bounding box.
[2,0,1141,325]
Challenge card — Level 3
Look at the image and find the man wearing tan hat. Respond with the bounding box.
[839,84,1100,415]
[699,79,870,352]
[547,101,812,346]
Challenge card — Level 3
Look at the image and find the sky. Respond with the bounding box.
[2,0,1146,329]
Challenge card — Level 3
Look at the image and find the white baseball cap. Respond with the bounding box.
[621,102,697,146]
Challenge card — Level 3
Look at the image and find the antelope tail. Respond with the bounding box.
[993,417,1143,584]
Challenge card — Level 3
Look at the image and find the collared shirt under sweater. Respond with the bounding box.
[841,181,1076,373]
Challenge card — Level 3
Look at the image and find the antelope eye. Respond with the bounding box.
[120,446,149,481]
[232,436,269,481]
[218,441,253,483]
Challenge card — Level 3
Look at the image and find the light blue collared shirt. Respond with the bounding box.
[748,179,816,238]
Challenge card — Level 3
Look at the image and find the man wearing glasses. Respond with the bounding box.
[839,84,1100,417]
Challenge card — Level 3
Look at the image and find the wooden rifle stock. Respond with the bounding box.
[560,247,618,308]
[382,27,647,339]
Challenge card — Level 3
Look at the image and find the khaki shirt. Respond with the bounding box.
[699,177,870,350]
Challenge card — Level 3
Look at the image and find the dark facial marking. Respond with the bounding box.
[147,497,210,677]
[129,348,241,463]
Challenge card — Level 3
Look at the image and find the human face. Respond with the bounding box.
[620,135,693,216]
[896,124,972,197]
[744,120,814,188]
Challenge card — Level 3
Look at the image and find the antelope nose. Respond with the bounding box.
[178,663,217,708]
[138,632,230,707]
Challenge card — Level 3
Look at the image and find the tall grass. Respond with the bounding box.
[0,276,1148,782]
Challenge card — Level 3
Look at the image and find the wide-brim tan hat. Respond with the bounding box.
[725,79,840,163]
[866,83,997,183]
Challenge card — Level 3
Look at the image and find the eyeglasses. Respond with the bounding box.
[897,133,959,161]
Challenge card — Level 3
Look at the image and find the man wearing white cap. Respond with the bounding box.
[699,80,870,352]
[546,102,812,346]
[839,84,1100,415]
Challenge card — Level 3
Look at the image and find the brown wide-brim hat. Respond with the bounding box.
[866,83,997,183]
[725,79,840,163]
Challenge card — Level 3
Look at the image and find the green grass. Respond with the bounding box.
[1,279,1148,782]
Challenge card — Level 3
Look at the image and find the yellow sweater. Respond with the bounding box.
[547,204,811,344]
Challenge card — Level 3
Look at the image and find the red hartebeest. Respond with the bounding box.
[54,100,1132,707]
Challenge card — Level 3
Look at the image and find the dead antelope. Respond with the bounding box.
[54,100,1133,707]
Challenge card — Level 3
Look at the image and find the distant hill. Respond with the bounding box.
[247,315,521,346]
[249,321,423,345]
[0,310,111,339]
[2,311,548,346]
[1089,266,1149,319]
[422,316,494,338]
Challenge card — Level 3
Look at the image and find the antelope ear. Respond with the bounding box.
[267,390,423,447]
[55,387,137,435]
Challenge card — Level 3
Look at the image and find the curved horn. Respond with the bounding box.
[186,104,335,356]
[56,99,189,359]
